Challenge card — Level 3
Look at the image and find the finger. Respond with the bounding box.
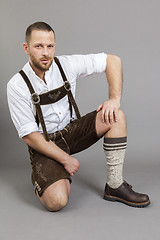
[73,169,78,175]
[101,108,105,123]
[109,110,114,124]
[104,110,110,124]
[97,104,103,112]
[114,110,118,122]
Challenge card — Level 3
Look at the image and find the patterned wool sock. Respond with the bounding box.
[103,137,127,189]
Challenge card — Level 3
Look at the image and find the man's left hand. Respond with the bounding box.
[97,98,120,125]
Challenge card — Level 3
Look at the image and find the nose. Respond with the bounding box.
[42,46,49,56]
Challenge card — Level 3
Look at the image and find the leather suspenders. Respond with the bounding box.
[19,57,81,141]
[54,57,81,120]
[19,70,50,141]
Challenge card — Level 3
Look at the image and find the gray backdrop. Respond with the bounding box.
[0,0,160,240]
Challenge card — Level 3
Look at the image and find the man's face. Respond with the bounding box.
[24,30,56,73]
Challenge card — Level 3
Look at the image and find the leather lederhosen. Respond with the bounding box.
[19,57,81,141]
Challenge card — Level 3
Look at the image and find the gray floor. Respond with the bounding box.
[1,141,160,240]
[1,0,160,239]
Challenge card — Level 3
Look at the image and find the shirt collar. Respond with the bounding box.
[22,61,53,81]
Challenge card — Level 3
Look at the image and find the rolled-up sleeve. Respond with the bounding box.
[7,79,38,138]
[18,122,38,138]
[64,53,107,79]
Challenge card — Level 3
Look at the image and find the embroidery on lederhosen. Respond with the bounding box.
[34,181,41,192]
[48,91,61,101]
[35,163,47,182]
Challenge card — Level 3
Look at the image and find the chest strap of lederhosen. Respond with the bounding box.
[19,58,81,141]
[54,57,81,120]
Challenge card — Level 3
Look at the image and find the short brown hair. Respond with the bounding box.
[25,22,55,43]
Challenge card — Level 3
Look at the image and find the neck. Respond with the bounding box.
[29,61,46,82]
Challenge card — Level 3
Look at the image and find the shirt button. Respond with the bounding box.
[59,112,61,115]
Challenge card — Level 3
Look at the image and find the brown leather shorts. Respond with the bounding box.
[29,110,100,196]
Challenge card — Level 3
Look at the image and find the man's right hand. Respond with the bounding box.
[63,155,80,176]
[23,131,80,176]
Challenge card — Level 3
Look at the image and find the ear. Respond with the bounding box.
[23,42,29,55]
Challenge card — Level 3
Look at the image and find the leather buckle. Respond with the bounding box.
[31,93,40,104]
[64,81,71,91]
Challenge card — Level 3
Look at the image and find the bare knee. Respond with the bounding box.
[45,193,69,212]
[116,109,126,125]
[37,179,70,212]
[105,109,127,137]
[96,109,126,137]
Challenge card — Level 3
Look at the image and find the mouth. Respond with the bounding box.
[41,58,50,64]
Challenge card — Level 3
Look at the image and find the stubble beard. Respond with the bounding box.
[30,54,54,72]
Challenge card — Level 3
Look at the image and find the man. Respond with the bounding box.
[7,22,150,211]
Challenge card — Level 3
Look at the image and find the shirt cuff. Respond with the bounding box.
[94,53,107,73]
[18,122,39,138]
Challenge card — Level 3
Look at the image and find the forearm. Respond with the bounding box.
[106,54,122,101]
[22,131,70,166]
[97,54,123,123]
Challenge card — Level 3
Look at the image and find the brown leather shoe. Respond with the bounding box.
[104,181,150,208]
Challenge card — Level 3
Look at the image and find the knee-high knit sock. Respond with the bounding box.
[103,137,127,189]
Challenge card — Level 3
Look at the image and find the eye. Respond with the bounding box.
[35,45,41,48]
[48,45,54,48]
[48,43,56,48]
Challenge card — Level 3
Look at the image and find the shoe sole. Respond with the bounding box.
[104,194,150,208]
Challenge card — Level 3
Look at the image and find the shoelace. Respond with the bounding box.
[124,181,132,189]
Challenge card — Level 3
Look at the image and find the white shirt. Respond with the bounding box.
[7,53,107,138]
